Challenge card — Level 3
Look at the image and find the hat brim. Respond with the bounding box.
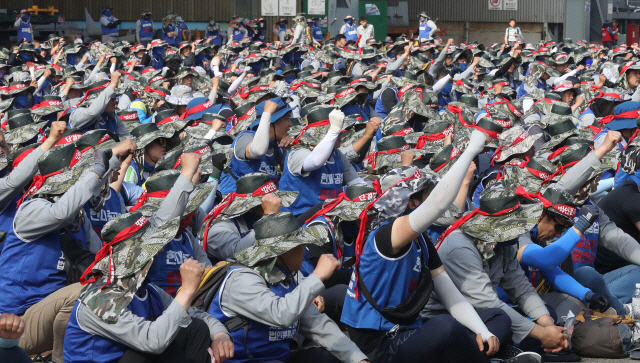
[606,119,638,131]
[460,203,543,243]
[134,130,175,149]
[494,134,541,163]
[5,120,48,145]
[221,191,298,219]
[32,147,96,197]
[136,182,218,216]
[234,223,325,266]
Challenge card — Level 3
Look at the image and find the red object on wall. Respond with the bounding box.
[628,24,640,46]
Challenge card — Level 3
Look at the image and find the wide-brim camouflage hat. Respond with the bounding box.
[501,158,560,194]
[6,81,36,96]
[32,144,96,198]
[492,126,540,163]
[372,166,439,220]
[331,87,358,108]
[321,183,378,221]
[234,212,326,267]
[404,91,439,120]
[5,120,48,145]
[0,98,13,112]
[231,102,258,136]
[31,96,64,116]
[136,180,217,217]
[76,129,118,151]
[459,184,543,244]
[537,120,581,154]
[131,123,175,149]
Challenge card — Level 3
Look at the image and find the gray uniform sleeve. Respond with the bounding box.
[286,148,311,176]
[351,63,364,77]
[114,116,131,138]
[136,20,141,42]
[99,16,110,27]
[185,229,211,268]
[84,213,104,253]
[339,149,361,184]
[298,305,368,363]
[598,206,640,266]
[386,55,407,74]
[76,285,225,353]
[206,219,256,261]
[0,147,44,210]
[429,50,448,78]
[233,133,253,161]
[14,172,102,241]
[339,24,347,35]
[555,152,601,195]
[220,268,325,328]
[339,143,359,162]
[438,233,538,342]
[152,174,195,225]
[69,86,115,130]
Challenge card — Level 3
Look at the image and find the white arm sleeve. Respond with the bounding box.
[228,71,247,95]
[302,130,340,172]
[523,98,534,113]
[433,271,495,342]
[408,130,486,233]
[248,112,272,159]
[553,69,578,85]
[433,75,451,93]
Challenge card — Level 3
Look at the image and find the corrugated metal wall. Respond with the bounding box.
[406,0,565,24]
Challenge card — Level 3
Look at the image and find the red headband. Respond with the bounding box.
[180,99,214,120]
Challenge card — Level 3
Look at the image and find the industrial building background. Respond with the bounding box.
[1,0,640,45]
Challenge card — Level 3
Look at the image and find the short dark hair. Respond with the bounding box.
[509,19,516,23]
[335,34,346,42]
[360,16,367,22]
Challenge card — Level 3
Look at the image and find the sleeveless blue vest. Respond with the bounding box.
[148,231,195,296]
[17,20,33,42]
[418,22,431,39]
[344,24,358,42]
[139,19,154,40]
[101,16,119,35]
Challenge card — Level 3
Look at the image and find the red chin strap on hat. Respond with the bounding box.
[416,124,454,149]
[485,99,523,118]
[80,215,149,288]
[129,190,171,212]
[490,131,530,166]
[291,119,331,146]
[364,144,410,170]
[16,149,83,207]
[514,186,577,219]
[201,181,278,252]
[435,197,522,250]
[351,169,422,298]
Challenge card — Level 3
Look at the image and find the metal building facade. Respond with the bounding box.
[405,0,566,24]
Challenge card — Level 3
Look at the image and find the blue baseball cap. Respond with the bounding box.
[250,97,296,129]
[605,101,640,131]
[182,97,221,121]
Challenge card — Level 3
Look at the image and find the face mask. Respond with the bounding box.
[66,54,77,65]
[347,19,353,25]
[420,17,425,22]
[42,113,58,123]
[144,16,150,20]
[458,62,468,72]
[388,52,395,59]
[293,52,303,61]
[454,91,464,100]
[104,10,112,17]
[313,21,318,27]
[14,93,29,109]
[441,82,453,95]
[20,52,33,62]
[22,15,29,21]
[285,74,297,83]
[363,58,375,65]
[530,225,539,241]
[280,23,287,30]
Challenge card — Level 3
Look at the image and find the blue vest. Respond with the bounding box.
[279,150,344,216]
[233,28,245,41]
[63,283,164,363]
[101,16,119,35]
[163,25,178,45]
[127,162,145,187]
[341,223,427,331]
[472,168,500,208]
[0,195,19,255]
[17,20,33,42]
[66,217,89,250]
[207,268,298,362]
[344,24,358,42]
[594,129,621,180]
[374,88,398,120]
[313,26,323,40]
[148,231,194,296]
[84,188,125,238]
[139,19,154,40]
[207,31,223,46]
[571,200,599,270]
[580,107,594,123]
[300,216,355,276]
[0,202,65,314]
[219,130,282,195]
[418,22,431,39]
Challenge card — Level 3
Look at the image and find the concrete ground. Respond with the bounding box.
[570,358,635,362]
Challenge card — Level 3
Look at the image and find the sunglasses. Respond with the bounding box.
[152,138,167,146]
[550,215,570,234]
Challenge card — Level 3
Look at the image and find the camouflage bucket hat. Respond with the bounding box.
[30,144,96,198]
[165,85,195,106]
[415,121,455,153]
[452,78,476,94]
[231,102,258,136]
[384,122,421,144]
[330,87,359,108]
[131,123,174,149]
[0,98,14,113]
[484,97,524,120]
[116,109,141,133]
[363,135,410,173]
[132,170,217,217]
[6,81,36,96]
[211,173,298,220]
[289,105,335,147]
[76,129,117,151]
[501,157,559,194]
[153,146,184,173]
[473,117,504,148]
[78,212,181,323]
[428,143,464,175]
[459,184,543,244]
[404,88,439,120]
[372,166,439,220]
[296,80,323,99]
[321,183,378,222]
[449,94,480,113]
[155,109,190,134]
[491,126,540,164]
[538,116,580,153]
[31,95,64,116]
[234,212,326,267]
[5,109,48,145]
